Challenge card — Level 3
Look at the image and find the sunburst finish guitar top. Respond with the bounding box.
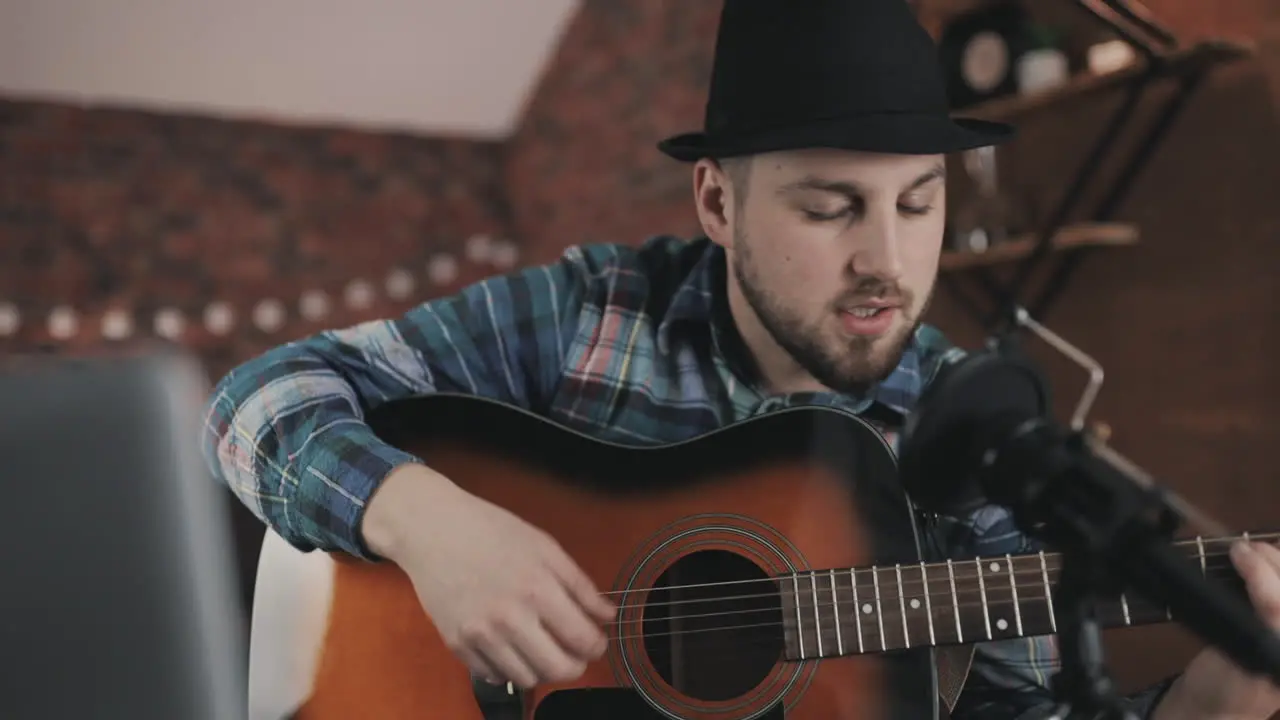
[264,394,1253,720]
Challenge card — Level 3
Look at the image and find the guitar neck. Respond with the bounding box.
[779,532,1268,660]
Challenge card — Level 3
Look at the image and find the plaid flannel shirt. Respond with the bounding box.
[203,235,1176,718]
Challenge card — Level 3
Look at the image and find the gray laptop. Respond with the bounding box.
[0,350,246,719]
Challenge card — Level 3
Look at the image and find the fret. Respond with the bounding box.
[790,574,807,659]
[851,568,886,652]
[946,559,962,643]
[849,569,865,653]
[1120,593,1131,625]
[895,564,910,648]
[927,561,961,646]
[808,572,824,658]
[1006,554,1023,636]
[1039,551,1056,633]
[872,567,886,651]
[919,562,937,646]
[780,577,800,660]
[1195,535,1206,575]
[975,558,992,640]
[828,569,844,656]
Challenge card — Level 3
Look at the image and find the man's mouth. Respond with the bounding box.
[848,306,888,318]
[839,304,899,336]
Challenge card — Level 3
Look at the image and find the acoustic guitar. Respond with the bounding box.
[251,394,1258,720]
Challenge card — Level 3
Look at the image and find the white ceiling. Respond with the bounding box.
[0,0,580,138]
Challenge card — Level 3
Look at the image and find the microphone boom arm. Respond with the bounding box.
[1009,305,1229,537]
[900,305,1280,717]
[989,307,1280,701]
[1005,306,1103,432]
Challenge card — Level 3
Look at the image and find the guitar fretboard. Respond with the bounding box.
[778,533,1261,660]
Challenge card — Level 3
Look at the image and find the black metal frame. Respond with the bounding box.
[942,0,1233,335]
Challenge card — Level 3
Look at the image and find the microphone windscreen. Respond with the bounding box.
[898,348,1051,515]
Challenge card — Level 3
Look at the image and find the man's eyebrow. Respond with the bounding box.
[907,164,947,191]
[777,163,946,197]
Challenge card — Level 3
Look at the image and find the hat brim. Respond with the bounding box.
[657,113,1014,161]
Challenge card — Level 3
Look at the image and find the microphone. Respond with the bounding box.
[897,333,1280,687]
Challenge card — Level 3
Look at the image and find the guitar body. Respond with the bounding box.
[287,395,939,719]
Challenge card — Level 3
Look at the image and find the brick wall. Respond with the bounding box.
[0,100,516,379]
[502,0,717,264]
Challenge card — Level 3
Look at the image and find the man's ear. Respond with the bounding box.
[692,158,736,250]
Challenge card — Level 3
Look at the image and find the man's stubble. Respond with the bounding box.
[730,227,932,395]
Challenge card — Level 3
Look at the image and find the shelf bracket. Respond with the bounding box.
[939,0,1245,336]
[1077,0,1177,58]
[981,80,1147,328]
[1026,68,1206,319]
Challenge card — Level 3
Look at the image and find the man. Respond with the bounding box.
[203,1,1280,718]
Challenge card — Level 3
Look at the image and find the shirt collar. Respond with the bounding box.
[656,237,934,419]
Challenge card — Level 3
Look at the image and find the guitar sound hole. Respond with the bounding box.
[640,550,784,702]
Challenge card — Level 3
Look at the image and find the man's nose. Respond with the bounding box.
[850,215,904,282]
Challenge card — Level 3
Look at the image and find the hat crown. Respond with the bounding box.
[704,0,950,134]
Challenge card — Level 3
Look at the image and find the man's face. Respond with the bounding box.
[715,149,946,393]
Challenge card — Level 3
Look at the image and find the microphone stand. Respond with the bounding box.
[1016,424,1178,720]
[1050,565,1135,720]
[991,308,1222,720]
[1041,456,1163,720]
[1049,556,1135,720]
[988,310,1137,719]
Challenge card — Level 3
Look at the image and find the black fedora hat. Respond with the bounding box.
[658,0,1015,161]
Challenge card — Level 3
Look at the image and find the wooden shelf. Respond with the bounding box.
[925,1,1251,331]
[954,39,1255,122]
[940,222,1139,271]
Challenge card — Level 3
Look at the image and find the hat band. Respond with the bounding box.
[706,107,953,138]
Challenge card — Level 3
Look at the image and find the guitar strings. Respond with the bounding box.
[605,559,1233,613]
[600,562,1245,644]
[599,535,1269,602]
[596,542,1263,615]
[604,558,1239,628]
[593,530,1274,607]
[603,583,1182,638]
[604,584,1157,627]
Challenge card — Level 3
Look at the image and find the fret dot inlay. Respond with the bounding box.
[910,598,921,609]
[862,603,873,614]
[990,562,1001,573]
[997,618,1008,631]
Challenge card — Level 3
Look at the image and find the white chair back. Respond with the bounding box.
[246,530,335,720]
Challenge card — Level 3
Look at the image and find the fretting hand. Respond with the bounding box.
[362,464,617,689]
[1155,540,1280,720]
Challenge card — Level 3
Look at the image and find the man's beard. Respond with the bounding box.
[731,232,929,394]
